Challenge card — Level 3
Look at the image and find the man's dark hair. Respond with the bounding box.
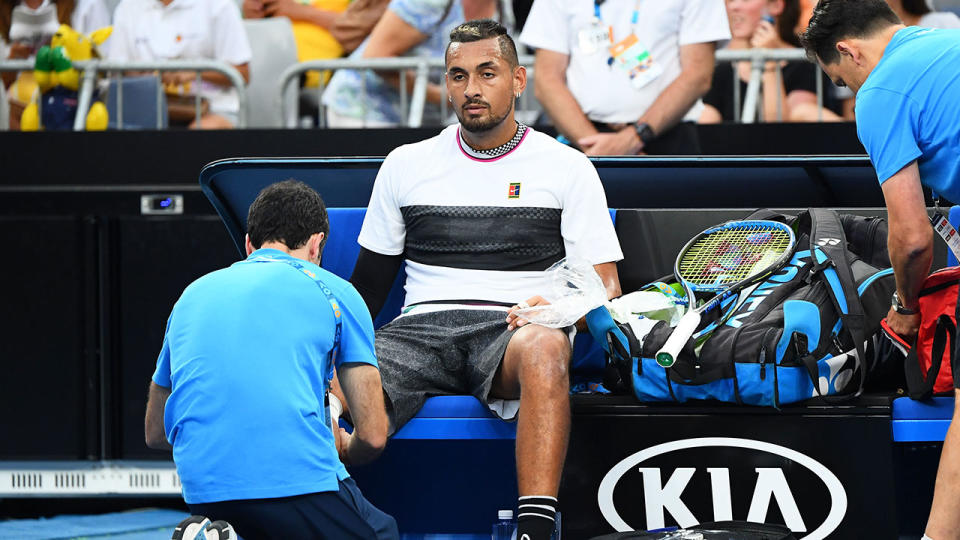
[901,0,932,16]
[776,0,803,48]
[799,0,901,64]
[247,179,329,253]
[445,19,519,68]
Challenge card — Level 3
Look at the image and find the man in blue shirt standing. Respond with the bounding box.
[801,2,960,538]
[145,180,397,539]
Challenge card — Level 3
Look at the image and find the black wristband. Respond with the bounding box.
[634,122,656,145]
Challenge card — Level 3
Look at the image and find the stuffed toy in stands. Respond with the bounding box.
[21,24,112,131]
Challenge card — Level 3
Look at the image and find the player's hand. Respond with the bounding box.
[242,0,265,18]
[506,295,549,330]
[579,128,643,156]
[884,307,921,342]
[263,0,305,19]
[8,42,32,60]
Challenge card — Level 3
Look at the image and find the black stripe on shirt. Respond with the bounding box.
[400,205,564,271]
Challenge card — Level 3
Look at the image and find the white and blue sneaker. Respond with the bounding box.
[172,515,237,540]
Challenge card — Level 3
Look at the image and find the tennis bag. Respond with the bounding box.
[589,208,896,406]
[886,266,960,400]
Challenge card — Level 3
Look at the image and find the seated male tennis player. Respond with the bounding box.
[145,180,398,539]
[348,19,623,540]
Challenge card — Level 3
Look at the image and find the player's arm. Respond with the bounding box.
[144,382,172,451]
[350,248,403,319]
[595,261,622,300]
[533,48,601,148]
[882,161,932,340]
[579,41,716,155]
[336,362,388,465]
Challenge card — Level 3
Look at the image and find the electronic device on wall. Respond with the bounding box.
[140,194,184,215]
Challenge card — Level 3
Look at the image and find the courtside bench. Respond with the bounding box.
[318,207,952,538]
[195,158,956,538]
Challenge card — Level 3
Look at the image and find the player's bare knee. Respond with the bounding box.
[515,327,570,386]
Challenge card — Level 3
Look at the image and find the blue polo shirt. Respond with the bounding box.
[856,26,960,200]
[153,248,377,504]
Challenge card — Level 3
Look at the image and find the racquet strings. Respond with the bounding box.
[678,224,792,288]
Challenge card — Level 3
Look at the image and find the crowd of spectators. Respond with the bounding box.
[2,0,959,135]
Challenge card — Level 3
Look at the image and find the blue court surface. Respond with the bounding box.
[0,509,189,540]
[0,509,489,540]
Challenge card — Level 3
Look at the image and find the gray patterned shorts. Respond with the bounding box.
[375,308,517,434]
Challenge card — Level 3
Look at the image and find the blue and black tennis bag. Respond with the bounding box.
[588,208,897,406]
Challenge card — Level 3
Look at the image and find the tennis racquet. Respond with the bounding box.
[655,220,796,368]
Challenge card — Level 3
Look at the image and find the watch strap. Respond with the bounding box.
[634,122,656,145]
[893,291,920,315]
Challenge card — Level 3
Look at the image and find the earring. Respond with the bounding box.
[448,95,453,103]
[515,92,521,99]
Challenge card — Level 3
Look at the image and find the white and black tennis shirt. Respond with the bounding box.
[358,124,624,308]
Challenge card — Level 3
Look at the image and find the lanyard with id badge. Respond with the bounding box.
[930,192,960,261]
[579,0,663,90]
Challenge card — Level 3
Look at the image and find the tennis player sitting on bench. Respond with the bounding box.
[348,20,623,540]
[145,180,397,539]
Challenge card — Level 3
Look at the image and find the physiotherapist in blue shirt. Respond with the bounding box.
[145,180,398,539]
[801,2,960,538]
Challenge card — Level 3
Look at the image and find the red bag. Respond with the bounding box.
[882,267,960,399]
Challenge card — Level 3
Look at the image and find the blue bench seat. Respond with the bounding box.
[322,207,609,440]
[893,396,955,442]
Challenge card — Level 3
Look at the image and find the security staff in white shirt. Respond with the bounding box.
[108,0,252,129]
[520,0,730,155]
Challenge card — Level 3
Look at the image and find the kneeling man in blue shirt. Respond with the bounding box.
[145,180,397,539]
[801,2,960,538]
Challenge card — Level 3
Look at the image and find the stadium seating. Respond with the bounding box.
[243,17,300,128]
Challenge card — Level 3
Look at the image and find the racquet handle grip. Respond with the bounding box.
[655,311,701,368]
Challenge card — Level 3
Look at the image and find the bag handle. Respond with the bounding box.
[804,208,870,400]
[905,315,955,400]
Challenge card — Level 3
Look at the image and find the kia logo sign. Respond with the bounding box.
[597,437,847,539]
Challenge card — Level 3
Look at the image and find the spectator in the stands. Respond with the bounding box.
[886,0,960,28]
[108,0,252,129]
[241,0,348,88]
[519,0,730,156]
[1,0,110,129]
[322,0,514,127]
[701,0,842,123]
[328,0,390,55]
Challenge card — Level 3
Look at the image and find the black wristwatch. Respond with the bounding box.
[892,291,919,315]
[634,122,656,145]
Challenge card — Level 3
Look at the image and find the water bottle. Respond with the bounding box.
[491,509,516,540]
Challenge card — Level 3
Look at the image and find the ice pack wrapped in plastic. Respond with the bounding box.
[513,257,608,328]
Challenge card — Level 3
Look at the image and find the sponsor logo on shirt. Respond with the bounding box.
[508,182,521,199]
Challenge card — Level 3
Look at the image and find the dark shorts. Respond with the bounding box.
[375,308,518,433]
[187,477,398,540]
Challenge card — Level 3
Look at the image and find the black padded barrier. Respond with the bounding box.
[0,217,99,459]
